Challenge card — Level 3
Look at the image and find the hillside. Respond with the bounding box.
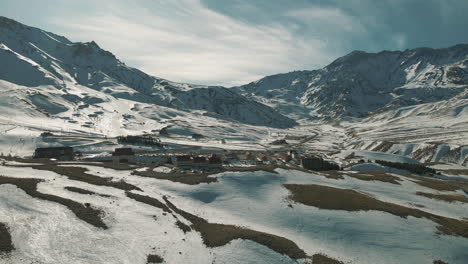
[234,44,468,120]
[0,16,296,129]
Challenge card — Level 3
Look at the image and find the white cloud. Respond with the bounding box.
[49,0,334,86]
[392,33,407,50]
[286,7,366,33]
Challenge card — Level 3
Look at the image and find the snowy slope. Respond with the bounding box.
[234,44,468,120]
[0,16,295,129]
[1,160,467,264]
[343,89,468,165]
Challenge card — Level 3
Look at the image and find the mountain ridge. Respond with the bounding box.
[234,43,468,120]
[0,16,296,129]
[1,15,467,128]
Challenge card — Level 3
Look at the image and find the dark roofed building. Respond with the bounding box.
[207,154,223,168]
[33,147,74,161]
[270,139,288,145]
[112,148,134,163]
[112,148,134,156]
[192,133,204,140]
[193,156,207,164]
[176,155,192,162]
[301,156,340,171]
[208,154,222,164]
[175,155,193,168]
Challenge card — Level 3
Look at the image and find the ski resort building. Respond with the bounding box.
[193,156,208,167]
[207,154,223,169]
[33,147,74,161]
[174,155,193,168]
[174,154,223,170]
[112,148,135,163]
[301,156,340,171]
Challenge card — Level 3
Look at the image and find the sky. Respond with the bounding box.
[1,0,468,86]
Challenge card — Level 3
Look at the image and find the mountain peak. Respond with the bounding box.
[0,16,297,129]
[236,44,468,120]
[0,16,25,29]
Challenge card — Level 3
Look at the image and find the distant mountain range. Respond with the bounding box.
[0,16,296,129]
[234,44,468,120]
[1,16,467,129]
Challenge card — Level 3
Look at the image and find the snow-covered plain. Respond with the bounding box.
[1,161,467,264]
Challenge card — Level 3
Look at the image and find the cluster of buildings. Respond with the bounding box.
[174,154,223,170]
[33,146,339,172]
[33,147,75,161]
[222,150,299,166]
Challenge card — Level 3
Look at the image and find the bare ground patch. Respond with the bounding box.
[344,171,401,184]
[61,161,138,171]
[162,196,308,260]
[127,191,310,259]
[438,169,468,176]
[0,175,107,229]
[0,223,14,254]
[314,171,345,180]
[125,192,171,213]
[416,191,468,203]
[175,220,191,233]
[125,192,192,233]
[311,254,344,264]
[10,163,140,191]
[433,260,448,264]
[146,254,164,263]
[226,165,280,174]
[132,165,286,185]
[65,186,111,198]
[133,169,218,185]
[403,174,468,193]
[284,184,468,238]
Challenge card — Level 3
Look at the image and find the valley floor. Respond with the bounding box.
[0,156,467,264]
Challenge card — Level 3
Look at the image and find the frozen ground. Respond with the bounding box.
[0,159,467,264]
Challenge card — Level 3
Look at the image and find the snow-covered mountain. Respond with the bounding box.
[234,44,468,120]
[0,16,296,129]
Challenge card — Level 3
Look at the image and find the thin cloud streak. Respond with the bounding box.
[49,0,334,86]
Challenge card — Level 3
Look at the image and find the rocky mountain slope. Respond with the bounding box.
[234,44,468,120]
[0,16,296,129]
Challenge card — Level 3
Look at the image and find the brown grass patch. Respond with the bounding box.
[125,192,193,233]
[125,192,171,213]
[175,220,191,233]
[311,254,344,264]
[315,171,345,180]
[0,176,107,229]
[133,170,218,185]
[132,165,293,185]
[284,184,468,238]
[438,169,468,176]
[146,254,164,263]
[412,178,460,192]
[65,186,111,197]
[404,174,468,193]
[344,171,401,184]
[62,161,137,171]
[416,192,468,203]
[126,191,307,259]
[0,223,14,254]
[0,155,40,163]
[162,196,307,259]
[226,165,280,174]
[11,163,140,191]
